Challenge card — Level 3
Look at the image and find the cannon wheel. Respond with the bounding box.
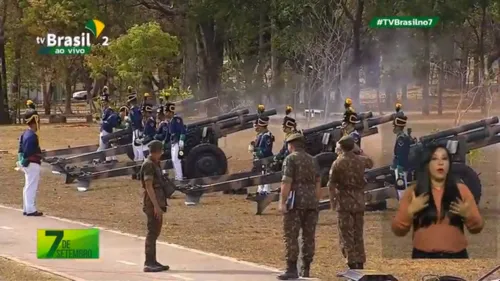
[314,152,337,187]
[452,163,481,204]
[184,143,228,178]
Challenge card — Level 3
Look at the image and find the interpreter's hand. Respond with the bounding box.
[279,203,288,214]
[450,198,471,219]
[154,206,163,220]
[408,192,429,217]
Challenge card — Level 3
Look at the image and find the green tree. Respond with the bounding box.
[86,22,180,100]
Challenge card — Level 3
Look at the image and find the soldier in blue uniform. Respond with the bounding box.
[26,99,36,110]
[164,100,186,181]
[249,110,275,195]
[341,98,362,151]
[392,103,412,200]
[102,85,109,95]
[136,104,157,159]
[96,94,116,161]
[154,107,169,142]
[274,105,298,162]
[128,93,144,161]
[119,106,130,128]
[17,109,43,216]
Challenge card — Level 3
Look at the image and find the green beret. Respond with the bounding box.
[338,135,355,151]
[148,140,164,153]
[285,132,304,143]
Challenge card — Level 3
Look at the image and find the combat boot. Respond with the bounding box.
[154,261,170,271]
[143,264,163,272]
[300,262,311,277]
[348,263,358,269]
[277,260,298,280]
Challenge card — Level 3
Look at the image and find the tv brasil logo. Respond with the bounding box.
[36,19,109,55]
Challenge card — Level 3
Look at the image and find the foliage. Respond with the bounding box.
[85,21,180,87]
[159,78,194,101]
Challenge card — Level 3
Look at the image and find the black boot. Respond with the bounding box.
[277,261,298,280]
[348,263,358,269]
[356,263,364,269]
[154,261,170,271]
[300,262,311,277]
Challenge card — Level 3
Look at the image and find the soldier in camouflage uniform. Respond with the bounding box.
[278,132,321,280]
[140,140,170,272]
[328,135,374,270]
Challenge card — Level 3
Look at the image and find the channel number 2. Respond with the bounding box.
[102,36,109,46]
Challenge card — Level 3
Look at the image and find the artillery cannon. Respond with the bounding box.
[175,113,396,208]
[256,116,500,214]
[72,108,278,191]
[40,97,218,159]
[46,108,252,174]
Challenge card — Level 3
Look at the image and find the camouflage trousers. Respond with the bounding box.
[145,211,163,265]
[283,209,319,263]
[337,211,365,264]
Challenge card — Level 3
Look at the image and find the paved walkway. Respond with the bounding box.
[0,205,314,281]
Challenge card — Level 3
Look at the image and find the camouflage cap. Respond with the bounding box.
[285,132,304,143]
[148,140,164,153]
[338,135,355,151]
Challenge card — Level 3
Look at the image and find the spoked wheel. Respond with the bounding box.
[183,143,228,203]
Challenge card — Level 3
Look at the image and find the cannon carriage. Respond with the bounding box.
[40,97,219,161]
[175,112,397,209]
[70,108,278,191]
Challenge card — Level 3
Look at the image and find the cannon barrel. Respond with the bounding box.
[355,113,396,131]
[419,116,499,143]
[302,111,373,135]
[173,97,196,106]
[434,124,500,146]
[218,109,277,129]
[101,127,132,144]
[365,124,500,181]
[186,108,249,129]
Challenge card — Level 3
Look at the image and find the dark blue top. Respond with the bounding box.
[142,117,157,144]
[254,131,274,159]
[101,112,122,133]
[129,105,143,131]
[169,115,186,143]
[349,130,361,147]
[19,129,42,164]
[155,121,169,142]
[102,107,113,122]
[393,131,412,170]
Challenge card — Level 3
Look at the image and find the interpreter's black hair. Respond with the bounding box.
[413,143,464,232]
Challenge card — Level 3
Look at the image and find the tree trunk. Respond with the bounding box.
[11,39,21,117]
[182,23,198,94]
[437,60,444,115]
[64,74,73,114]
[197,20,224,100]
[421,29,431,115]
[350,0,364,107]
[479,0,487,114]
[401,84,407,103]
[43,79,54,115]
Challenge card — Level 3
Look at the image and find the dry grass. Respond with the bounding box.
[0,116,499,281]
[0,257,69,281]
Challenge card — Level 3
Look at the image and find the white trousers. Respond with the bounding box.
[257,169,270,193]
[97,131,115,161]
[395,170,408,201]
[171,143,183,180]
[132,129,146,161]
[22,163,41,214]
